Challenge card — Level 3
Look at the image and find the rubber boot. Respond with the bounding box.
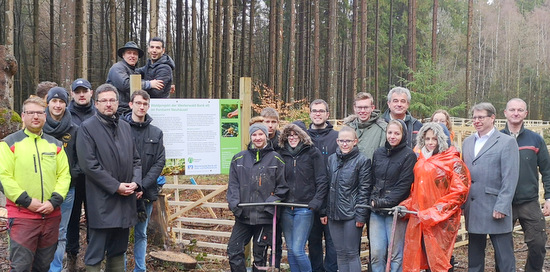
[85,263,101,272]
[66,254,77,272]
[105,254,125,272]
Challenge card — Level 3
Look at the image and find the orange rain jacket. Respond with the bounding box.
[400,146,471,272]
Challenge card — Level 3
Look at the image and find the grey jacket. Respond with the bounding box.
[344,110,387,160]
[462,128,519,234]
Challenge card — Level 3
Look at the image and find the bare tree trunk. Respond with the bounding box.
[268,0,276,89]
[276,0,283,99]
[124,0,130,42]
[239,0,246,77]
[351,0,358,95]
[150,0,159,38]
[327,0,337,115]
[109,0,117,64]
[287,0,296,102]
[50,0,55,79]
[407,0,417,82]
[166,0,172,54]
[224,0,234,98]
[313,0,320,99]
[248,0,255,77]
[175,0,183,97]
[59,0,76,87]
[466,0,473,112]
[4,0,15,109]
[207,0,214,97]
[360,0,367,94]
[141,0,148,60]
[77,0,88,79]
[387,0,393,90]
[33,0,39,87]
[192,0,199,97]
[215,0,224,98]
[374,0,379,106]
[431,0,438,65]
[184,0,190,96]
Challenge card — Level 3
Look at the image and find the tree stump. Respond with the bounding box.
[149,250,197,270]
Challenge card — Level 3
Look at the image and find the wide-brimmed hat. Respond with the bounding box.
[117,41,144,58]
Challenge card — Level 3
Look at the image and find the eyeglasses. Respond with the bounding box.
[134,101,150,107]
[97,99,118,104]
[24,110,46,116]
[355,106,373,111]
[288,133,300,139]
[311,109,327,114]
[337,139,355,145]
[471,115,490,121]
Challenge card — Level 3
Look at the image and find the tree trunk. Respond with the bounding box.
[166,0,172,54]
[50,0,55,79]
[141,0,148,62]
[109,0,117,64]
[33,0,39,87]
[431,0,438,65]
[276,0,283,99]
[207,0,214,97]
[175,0,183,97]
[407,0,417,82]
[313,0,320,99]
[287,0,296,102]
[215,0,224,98]
[192,0,199,97]
[268,0,276,89]
[248,0,255,78]
[466,0,473,113]
[351,0,358,95]
[77,0,88,79]
[59,0,76,88]
[150,0,159,38]
[224,0,234,98]
[360,0,368,94]
[327,0,337,114]
[124,0,130,42]
[375,0,379,106]
[387,0,393,90]
[239,0,246,77]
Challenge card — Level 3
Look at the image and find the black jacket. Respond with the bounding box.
[307,122,339,164]
[226,143,289,225]
[137,54,175,98]
[326,146,371,222]
[382,109,423,148]
[68,100,96,126]
[370,121,416,212]
[122,113,166,201]
[278,124,328,211]
[76,112,142,229]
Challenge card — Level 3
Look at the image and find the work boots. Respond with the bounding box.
[105,254,125,272]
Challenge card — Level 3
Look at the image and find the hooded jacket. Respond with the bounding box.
[326,146,371,222]
[382,109,423,148]
[400,122,471,272]
[137,54,175,98]
[76,112,142,229]
[370,119,416,211]
[278,124,328,211]
[307,121,339,164]
[344,110,387,160]
[122,112,166,201]
[226,142,289,225]
[106,60,154,113]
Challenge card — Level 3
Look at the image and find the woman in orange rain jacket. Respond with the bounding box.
[400,122,471,272]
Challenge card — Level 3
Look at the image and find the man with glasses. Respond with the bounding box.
[0,96,71,271]
[123,90,166,272]
[76,84,142,271]
[462,102,519,272]
[344,92,387,160]
[501,98,550,272]
[307,99,339,272]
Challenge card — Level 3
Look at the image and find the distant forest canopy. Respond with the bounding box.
[1,0,549,120]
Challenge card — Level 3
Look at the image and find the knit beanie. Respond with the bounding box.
[249,123,269,137]
[47,87,69,104]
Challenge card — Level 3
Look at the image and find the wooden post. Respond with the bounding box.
[240,77,252,150]
[130,74,142,94]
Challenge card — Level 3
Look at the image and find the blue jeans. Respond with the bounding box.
[49,187,75,272]
[369,212,407,272]
[281,207,314,272]
[134,201,154,272]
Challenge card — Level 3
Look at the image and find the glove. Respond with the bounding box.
[137,199,147,222]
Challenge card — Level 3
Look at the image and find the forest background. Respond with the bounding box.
[1,0,549,121]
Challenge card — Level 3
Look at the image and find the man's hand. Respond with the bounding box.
[543,200,550,216]
[150,79,164,90]
[117,183,136,196]
[356,221,365,228]
[27,198,42,212]
[136,191,143,199]
[36,201,54,215]
[320,216,328,225]
[493,210,506,219]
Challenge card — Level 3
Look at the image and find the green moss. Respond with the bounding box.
[10,111,21,123]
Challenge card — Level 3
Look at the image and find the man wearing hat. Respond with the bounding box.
[106,41,164,114]
[43,87,80,272]
[66,78,95,271]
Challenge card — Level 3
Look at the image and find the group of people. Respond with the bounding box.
[227,87,550,272]
[0,38,172,272]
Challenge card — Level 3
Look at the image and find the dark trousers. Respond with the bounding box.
[227,221,273,272]
[66,175,87,256]
[511,200,547,272]
[84,227,130,266]
[8,216,61,272]
[468,232,515,272]
[308,215,338,272]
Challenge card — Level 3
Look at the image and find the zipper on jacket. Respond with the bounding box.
[33,154,37,173]
[34,138,45,202]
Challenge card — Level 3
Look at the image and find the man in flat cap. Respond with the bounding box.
[106,41,164,114]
